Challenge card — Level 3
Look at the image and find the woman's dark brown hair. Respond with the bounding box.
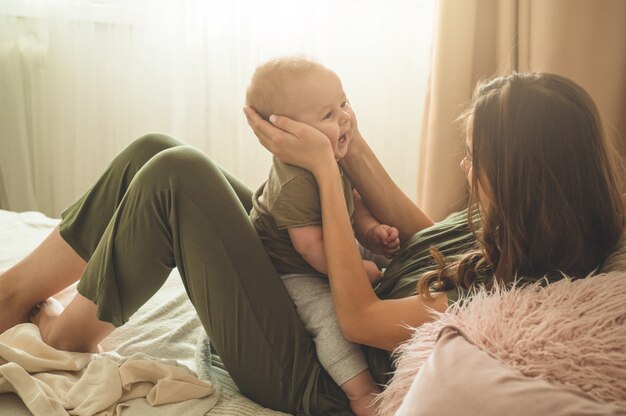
[419,72,625,296]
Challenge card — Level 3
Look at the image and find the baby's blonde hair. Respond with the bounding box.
[246,56,327,120]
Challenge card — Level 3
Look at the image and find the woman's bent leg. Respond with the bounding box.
[59,133,186,260]
[0,133,185,334]
[61,146,325,413]
[0,228,86,333]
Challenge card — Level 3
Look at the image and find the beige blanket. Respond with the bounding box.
[0,323,218,416]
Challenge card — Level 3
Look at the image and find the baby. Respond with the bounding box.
[246,56,399,416]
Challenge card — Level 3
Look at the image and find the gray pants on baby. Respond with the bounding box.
[281,246,388,386]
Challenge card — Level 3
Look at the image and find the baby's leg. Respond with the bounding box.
[358,242,390,269]
[282,275,381,416]
[340,370,381,416]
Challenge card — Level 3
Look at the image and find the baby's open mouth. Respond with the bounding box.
[339,133,348,143]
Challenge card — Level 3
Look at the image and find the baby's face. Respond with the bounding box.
[284,69,352,161]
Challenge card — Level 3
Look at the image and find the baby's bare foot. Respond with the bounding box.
[342,370,381,416]
[349,391,379,416]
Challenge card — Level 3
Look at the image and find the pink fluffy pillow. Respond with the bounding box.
[394,326,623,415]
[376,272,626,415]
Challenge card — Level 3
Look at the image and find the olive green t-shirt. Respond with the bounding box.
[250,157,354,275]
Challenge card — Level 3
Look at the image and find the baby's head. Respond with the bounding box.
[246,56,352,160]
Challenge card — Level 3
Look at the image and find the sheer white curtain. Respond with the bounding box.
[0,0,436,217]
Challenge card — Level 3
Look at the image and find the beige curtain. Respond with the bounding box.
[418,0,626,221]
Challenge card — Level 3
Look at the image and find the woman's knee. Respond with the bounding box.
[135,146,219,192]
[117,133,185,170]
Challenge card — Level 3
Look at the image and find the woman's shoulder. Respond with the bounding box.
[600,230,626,273]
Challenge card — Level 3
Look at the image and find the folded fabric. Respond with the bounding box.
[0,323,219,416]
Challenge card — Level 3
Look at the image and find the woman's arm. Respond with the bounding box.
[341,105,433,241]
[244,108,447,351]
[315,163,447,351]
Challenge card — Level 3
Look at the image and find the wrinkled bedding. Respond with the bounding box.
[0,209,287,416]
[0,323,218,416]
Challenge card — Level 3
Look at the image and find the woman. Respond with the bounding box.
[0,72,623,415]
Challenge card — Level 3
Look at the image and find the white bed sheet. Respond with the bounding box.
[0,209,287,416]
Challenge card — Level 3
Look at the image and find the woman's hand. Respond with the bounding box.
[243,107,336,174]
[341,103,367,161]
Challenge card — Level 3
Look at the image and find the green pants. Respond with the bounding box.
[59,134,355,415]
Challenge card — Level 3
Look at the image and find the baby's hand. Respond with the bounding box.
[365,224,400,258]
[363,260,383,284]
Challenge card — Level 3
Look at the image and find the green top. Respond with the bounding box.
[250,157,355,275]
[375,207,567,305]
[374,208,480,305]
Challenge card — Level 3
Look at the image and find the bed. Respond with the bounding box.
[2,208,625,415]
[0,209,287,416]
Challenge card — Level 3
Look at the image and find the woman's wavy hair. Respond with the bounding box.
[419,72,625,296]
